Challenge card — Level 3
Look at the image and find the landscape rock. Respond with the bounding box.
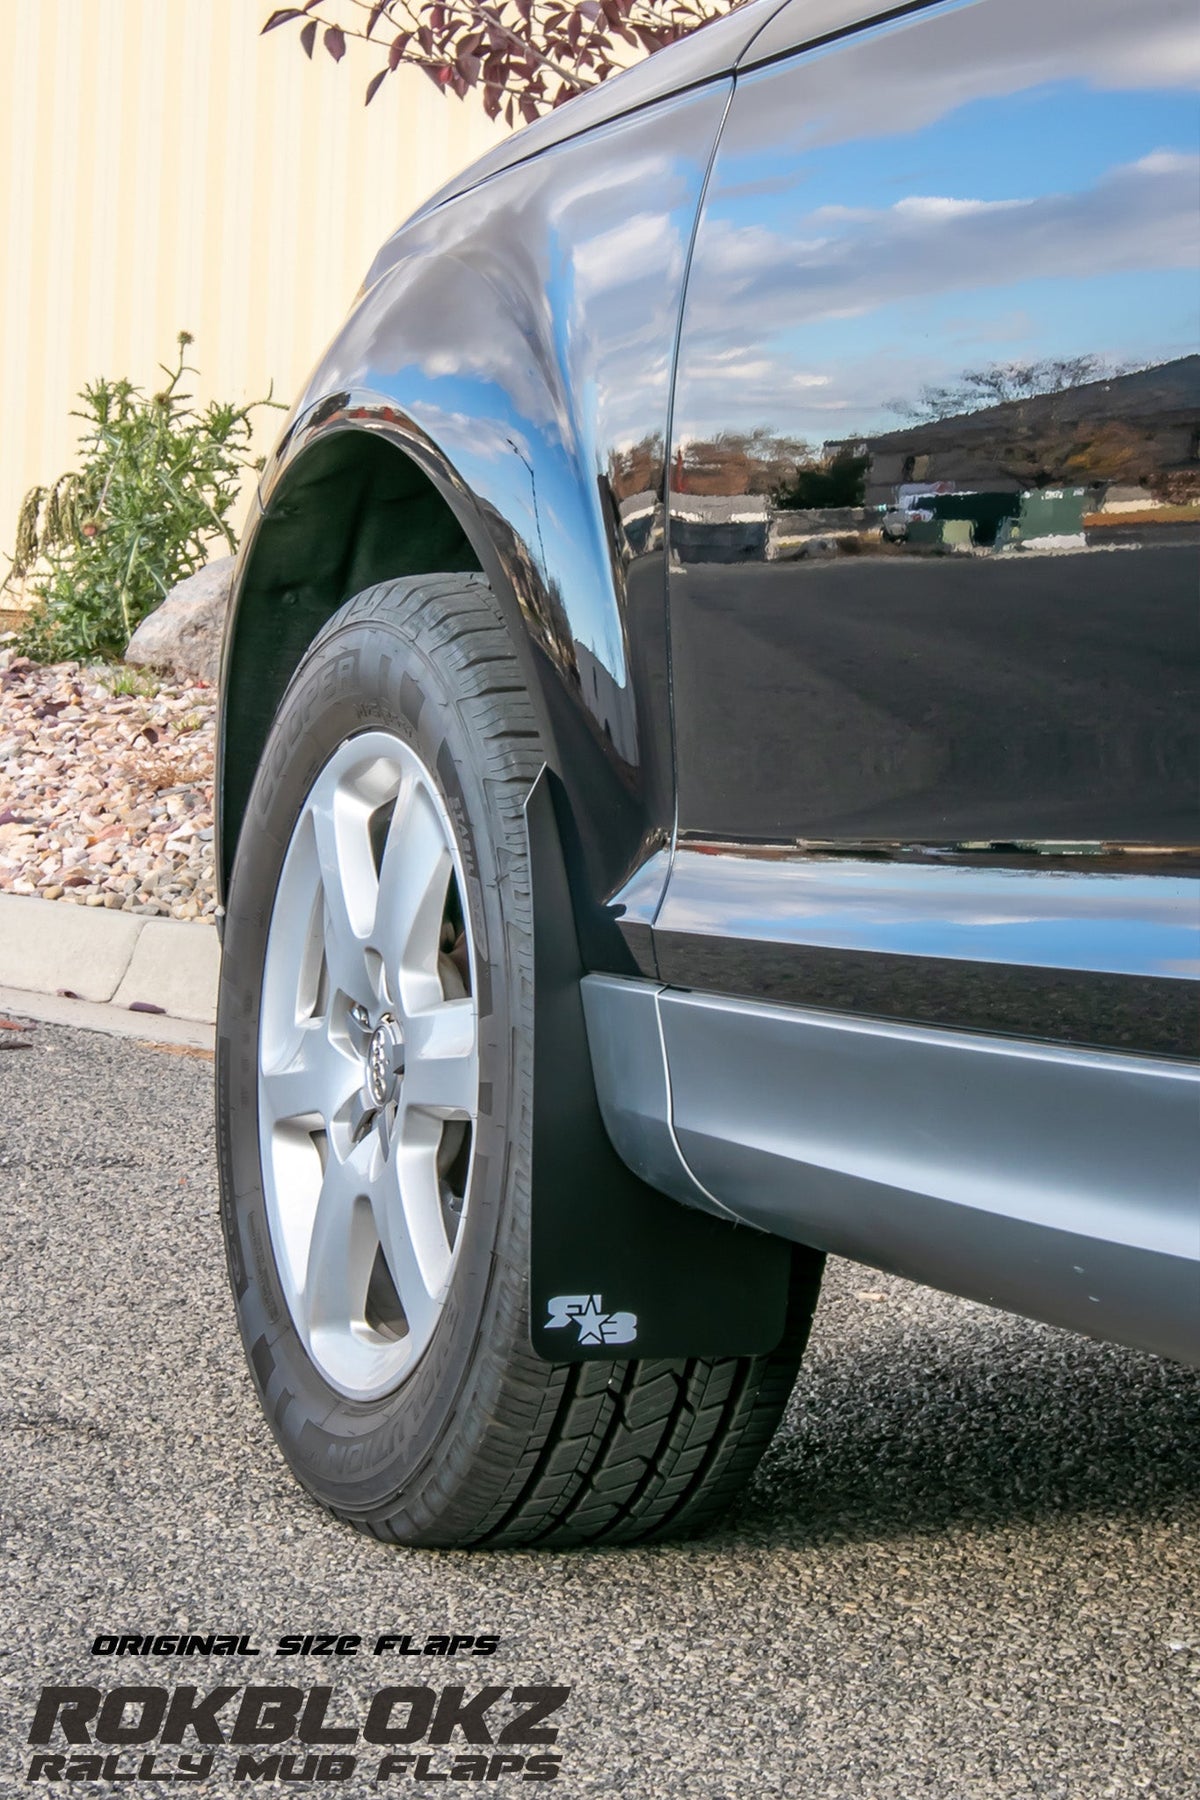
[124,555,235,683]
[0,648,217,921]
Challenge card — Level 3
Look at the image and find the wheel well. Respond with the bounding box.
[220,429,481,882]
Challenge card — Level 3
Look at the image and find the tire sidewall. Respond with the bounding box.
[217,596,529,1525]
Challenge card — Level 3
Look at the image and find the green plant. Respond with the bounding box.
[98,666,163,699]
[10,333,280,663]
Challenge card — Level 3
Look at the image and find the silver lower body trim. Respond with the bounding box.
[580,976,1200,1365]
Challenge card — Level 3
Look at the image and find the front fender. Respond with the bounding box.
[220,81,730,968]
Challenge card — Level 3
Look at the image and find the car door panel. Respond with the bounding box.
[651,0,1199,1064]
[666,0,1199,852]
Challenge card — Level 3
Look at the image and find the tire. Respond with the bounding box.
[217,573,819,1547]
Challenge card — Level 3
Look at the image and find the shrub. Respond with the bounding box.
[10,333,280,662]
[773,450,869,512]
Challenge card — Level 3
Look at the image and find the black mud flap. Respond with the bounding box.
[525,769,792,1362]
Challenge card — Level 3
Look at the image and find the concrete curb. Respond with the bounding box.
[0,984,214,1050]
[0,894,218,1046]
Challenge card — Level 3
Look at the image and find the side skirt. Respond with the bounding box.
[581,974,1200,1367]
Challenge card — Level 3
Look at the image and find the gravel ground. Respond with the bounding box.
[1,1018,1197,1799]
[0,650,216,921]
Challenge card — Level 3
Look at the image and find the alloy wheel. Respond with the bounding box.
[257,730,478,1399]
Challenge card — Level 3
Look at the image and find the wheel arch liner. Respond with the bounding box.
[218,423,490,900]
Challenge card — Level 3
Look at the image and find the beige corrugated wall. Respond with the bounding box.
[0,0,510,565]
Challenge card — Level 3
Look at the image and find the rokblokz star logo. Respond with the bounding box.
[544,1294,638,1346]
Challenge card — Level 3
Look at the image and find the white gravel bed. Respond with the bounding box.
[0,647,217,921]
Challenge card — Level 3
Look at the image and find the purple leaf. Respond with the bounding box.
[300,17,317,56]
[261,7,306,33]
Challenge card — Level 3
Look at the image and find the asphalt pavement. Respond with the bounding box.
[2,1018,1197,1798]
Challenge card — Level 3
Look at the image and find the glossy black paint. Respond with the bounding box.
[219,79,734,969]
[218,0,1199,1055]
[667,0,1200,850]
[406,0,793,224]
[651,849,1200,1059]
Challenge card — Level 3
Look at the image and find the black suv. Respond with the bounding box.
[215,0,1199,1547]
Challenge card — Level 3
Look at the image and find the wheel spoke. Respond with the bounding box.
[309,782,378,1006]
[259,819,326,1074]
[401,999,479,1119]
[373,777,451,1013]
[303,1150,376,1340]
[261,1022,359,1127]
[371,1126,450,1344]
